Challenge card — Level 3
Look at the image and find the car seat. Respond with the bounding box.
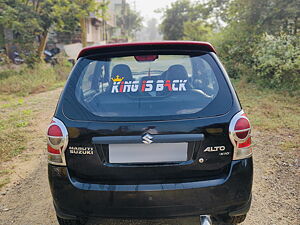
[111,64,133,81]
[105,64,133,93]
[166,64,191,90]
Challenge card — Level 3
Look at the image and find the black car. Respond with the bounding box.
[47,41,253,225]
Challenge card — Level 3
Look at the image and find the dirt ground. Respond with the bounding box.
[0,88,299,225]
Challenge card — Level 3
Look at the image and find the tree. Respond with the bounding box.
[136,18,162,41]
[0,0,108,62]
[159,0,192,40]
[220,0,299,35]
[159,0,214,40]
[116,3,142,40]
[159,0,299,91]
[206,0,299,92]
[205,0,230,28]
[0,0,42,57]
[147,18,161,41]
[252,34,300,92]
[99,0,110,42]
[183,20,213,41]
[35,0,72,59]
[0,0,77,60]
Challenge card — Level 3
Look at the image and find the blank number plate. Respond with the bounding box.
[109,143,188,163]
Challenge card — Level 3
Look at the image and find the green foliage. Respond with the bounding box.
[210,0,300,93]
[0,0,75,41]
[160,0,217,41]
[234,78,300,136]
[25,51,40,68]
[0,106,32,163]
[161,0,300,94]
[0,62,71,96]
[0,98,32,164]
[0,0,76,61]
[210,23,260,78]
[252,34,300,93]
[72,0,105,18]
[0,49,10,65]
[160,0,194,40]
[183,20,213,41]
[0,0,42,45]
[0,0,106,62]
[224,0,299,35]
[116,3,143,39]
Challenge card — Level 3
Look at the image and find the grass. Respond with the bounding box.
[0,61,71,190]
[0,169,11,189]
[0,169,10,176]
[0,98,24,108]
[0,61,71,163]
[234,79,300,131]
[0,107,33,162]
[0,168,11,184]
[0,61,71,96]
[234,79,300,150]
[0,177,10,189]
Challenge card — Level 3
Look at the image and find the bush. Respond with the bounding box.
[210,25,299,95]
[210,24,261,79]
[53,57,73,81]
[252,34,300,94]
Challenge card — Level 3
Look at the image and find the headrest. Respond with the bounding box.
[111,64,133,81]
[166,64,188,80]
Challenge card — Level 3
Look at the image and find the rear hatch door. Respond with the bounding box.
[58,48,239,184]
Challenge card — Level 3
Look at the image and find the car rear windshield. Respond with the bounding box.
[63,52,233,121]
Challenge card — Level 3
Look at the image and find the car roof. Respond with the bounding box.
[77,41,216,59]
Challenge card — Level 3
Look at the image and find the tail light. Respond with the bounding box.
[229,111,252,160]
[47,117,68,165]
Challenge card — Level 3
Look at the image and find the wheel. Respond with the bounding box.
[57,216,87,225]
[211,214,246,225]
[230,215,246,224]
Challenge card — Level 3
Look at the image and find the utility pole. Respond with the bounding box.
[133,0,136,11]
[102,0,106,42]
[121,0,126,36]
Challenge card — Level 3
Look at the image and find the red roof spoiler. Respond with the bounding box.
[77,41,216,59]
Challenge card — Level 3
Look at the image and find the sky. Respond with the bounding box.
[127,0,178,23]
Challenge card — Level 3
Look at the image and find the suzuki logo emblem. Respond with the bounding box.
[142,133,153,144]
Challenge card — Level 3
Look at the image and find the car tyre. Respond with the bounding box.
[57,216,87,225]
[229,215,246,224]
[212,214,246,225]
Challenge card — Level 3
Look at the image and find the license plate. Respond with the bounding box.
[109,143,188,163]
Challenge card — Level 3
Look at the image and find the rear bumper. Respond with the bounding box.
[48,158,253,219]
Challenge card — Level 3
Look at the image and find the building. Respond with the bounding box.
[86,0,124,45]
[52,0,127,60]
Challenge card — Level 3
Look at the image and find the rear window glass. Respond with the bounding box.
[74,54,220,118]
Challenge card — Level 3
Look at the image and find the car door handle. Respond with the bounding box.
[92,134,204,144]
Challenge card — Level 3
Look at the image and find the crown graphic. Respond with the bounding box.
[111,75,124,82]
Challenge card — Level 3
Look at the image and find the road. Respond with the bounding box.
[0,88,299,225]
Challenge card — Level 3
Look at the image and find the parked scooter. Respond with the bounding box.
[2,47,61,65]
[44,47,60,65]
[12,51,24,64]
